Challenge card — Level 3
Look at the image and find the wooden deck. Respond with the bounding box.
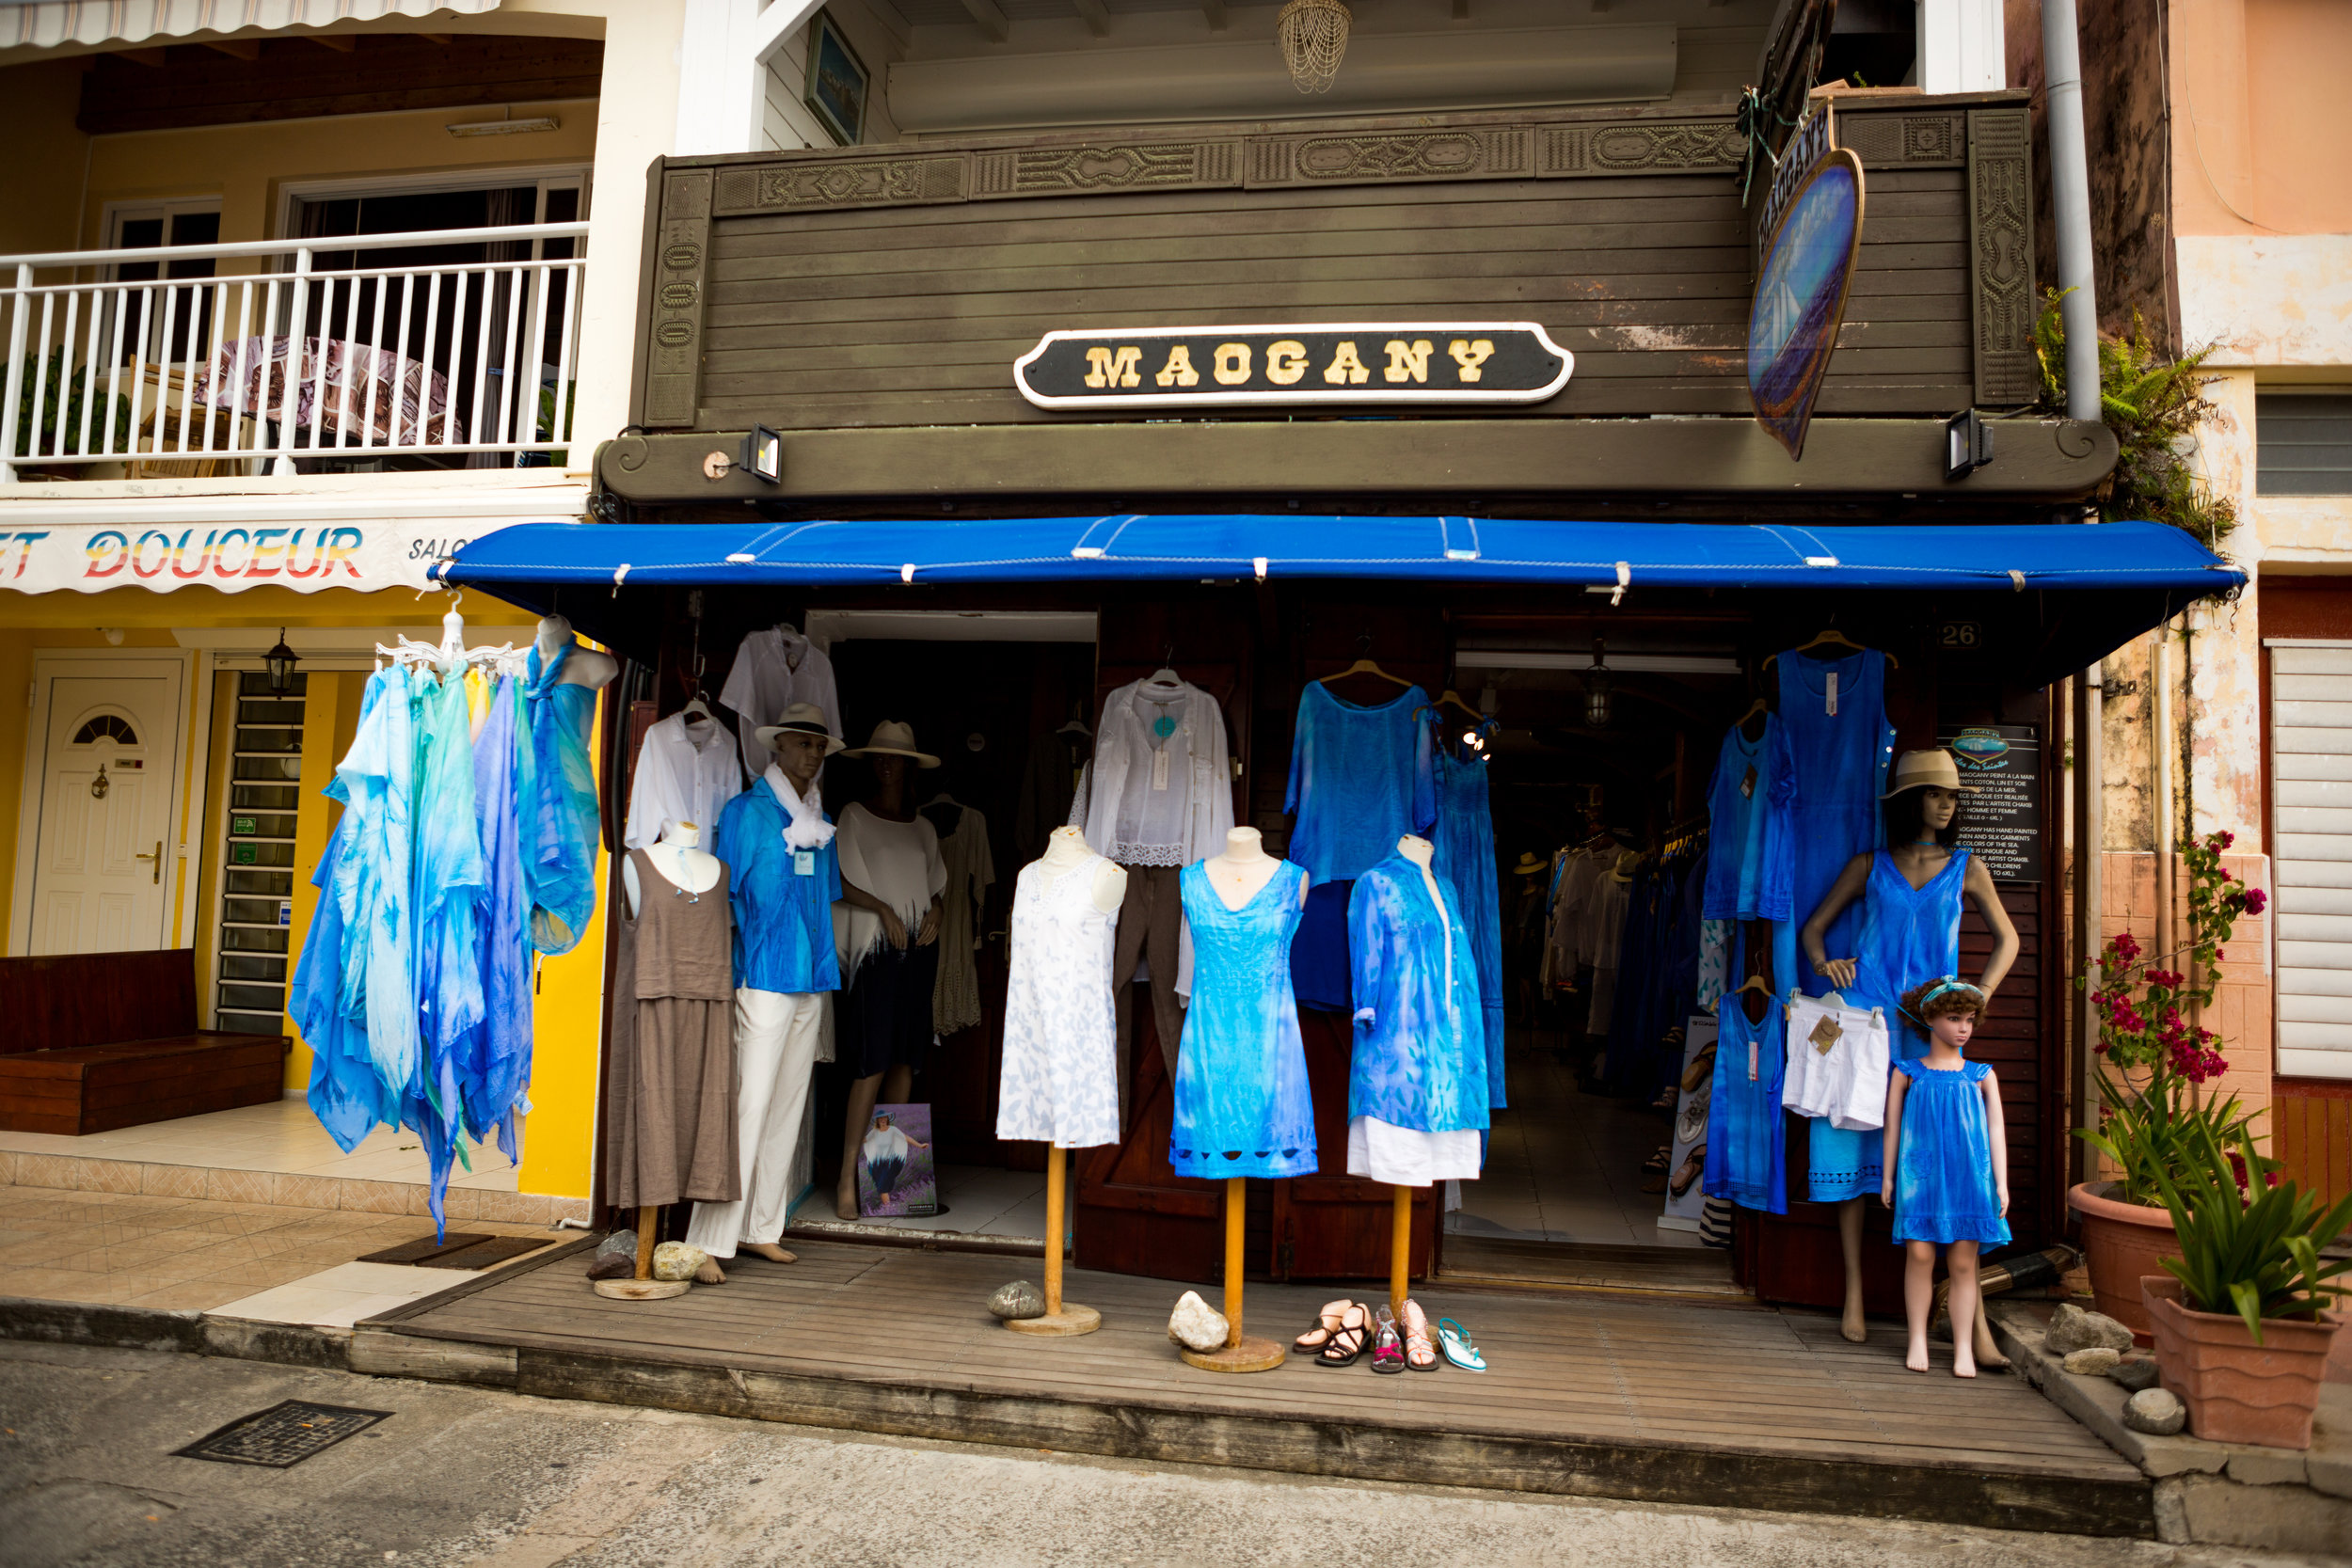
[365,1239,2150,1538]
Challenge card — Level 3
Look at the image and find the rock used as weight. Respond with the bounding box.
[2108,1357,2162,1394]
[585,1250,635,1281]
[596,1228,638,1259]
[1168,1289,1230,1354]
[651,1241,709,1282]
[2045,1304,2135,1354]
[2063,1347,2122,1377]
[2123,1386,2186,1436]
[989,1280,1046,1321]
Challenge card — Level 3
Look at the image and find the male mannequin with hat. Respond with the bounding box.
[686,704,844,1282]
[1799,746,2020,1360]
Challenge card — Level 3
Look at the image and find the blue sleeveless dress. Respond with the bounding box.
[1890,1058,2010,1246]
[1759,647,1896,1201]
[1432,747,1507,1108]
[1171,860,1319,1180]
[1702,993,1787,1215]
[1853,847,1972,1060]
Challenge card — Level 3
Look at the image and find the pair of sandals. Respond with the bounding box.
[1295,1298,1485,1372]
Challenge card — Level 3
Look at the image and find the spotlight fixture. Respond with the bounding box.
[740,424,783,484]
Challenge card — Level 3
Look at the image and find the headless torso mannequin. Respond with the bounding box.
[1203,826,1298,911]
[622,821,723,916]
[1799,780,2020,1355]
[1043,824,1128,916]
[535,614,619,690]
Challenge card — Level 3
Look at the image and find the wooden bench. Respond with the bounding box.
[0,950,289,1135]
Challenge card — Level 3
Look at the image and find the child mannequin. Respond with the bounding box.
[1881,977,2010,1376]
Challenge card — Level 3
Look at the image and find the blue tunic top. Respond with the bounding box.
[516,641,602,956]
[1703,716,1781,921]
[1171,859,1318,1179]
[1890,1058,2010,1246]
[1346,853,1490,1133]
[715,780,843,996]
[1284,682,1436,886]
[1852,847,1972,1062]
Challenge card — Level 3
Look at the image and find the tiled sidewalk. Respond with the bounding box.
[0,1185,557,1315]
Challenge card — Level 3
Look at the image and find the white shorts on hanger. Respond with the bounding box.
[1780,992,1891,1132]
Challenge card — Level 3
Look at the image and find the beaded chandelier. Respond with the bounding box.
[1277,0,1352,93]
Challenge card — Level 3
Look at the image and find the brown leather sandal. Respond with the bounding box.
[1294,1297,1357,1354]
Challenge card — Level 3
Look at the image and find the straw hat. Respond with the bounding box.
[1880,747,1978,799]
[1513,852,1549,876]
[842,719,941,768]
[753,702,844,755]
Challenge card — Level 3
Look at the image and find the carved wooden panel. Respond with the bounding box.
[641,167,713,430]
[1967,107,2038,405]
[971,139,1241,198]
[1244,125,1534,187]
[1537,119,1743,176]
[1836,111,1965,169]
[710,156,966,215]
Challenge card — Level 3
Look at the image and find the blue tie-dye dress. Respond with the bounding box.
[1170,860,1318,1179]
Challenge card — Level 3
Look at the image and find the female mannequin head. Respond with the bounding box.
[866,752,910,807]
[1884,784,1960,849]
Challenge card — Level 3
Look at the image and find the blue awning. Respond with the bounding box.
[442,514,2240,594]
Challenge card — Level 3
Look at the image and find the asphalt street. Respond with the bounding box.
[0,1338,2331,1568]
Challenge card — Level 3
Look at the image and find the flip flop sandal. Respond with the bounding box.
[1400,1298,1439,1371]
[1369,1306,1406,1374]
[1316,1303,1371,1369]
[1435,1317,1486,1372]
[1294,1297,1357,1354]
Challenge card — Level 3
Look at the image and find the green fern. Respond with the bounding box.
[2153,1120,2352,1344]
[2034,289,2238,549]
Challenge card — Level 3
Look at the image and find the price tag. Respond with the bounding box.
[793,850,815,877]
[1150,747,1170,792]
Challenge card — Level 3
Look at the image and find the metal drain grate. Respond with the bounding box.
[176,1401,393,1467]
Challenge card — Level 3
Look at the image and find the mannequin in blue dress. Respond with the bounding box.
[1799,749,2018,1354]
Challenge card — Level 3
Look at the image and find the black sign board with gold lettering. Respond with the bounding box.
[1014,324,1573,410]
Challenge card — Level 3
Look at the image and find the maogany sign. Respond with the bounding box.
[1015,324,1574,410]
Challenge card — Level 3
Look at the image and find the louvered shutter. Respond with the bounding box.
[2273,642,2352,1078]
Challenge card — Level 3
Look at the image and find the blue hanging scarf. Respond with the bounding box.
[516,641,602,955]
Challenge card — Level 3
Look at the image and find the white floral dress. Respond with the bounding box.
[995,852,1120,1149]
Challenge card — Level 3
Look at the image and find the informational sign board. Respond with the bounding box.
[1747,149,1865,461]
[1940,723,2042,882]
[1015,323,1573,410]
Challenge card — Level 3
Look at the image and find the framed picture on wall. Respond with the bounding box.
[803,9,869,148]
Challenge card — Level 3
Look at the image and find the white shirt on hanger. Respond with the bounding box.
[719,626,842,769]
[1080,674,1233,868]
[623,711,744,850]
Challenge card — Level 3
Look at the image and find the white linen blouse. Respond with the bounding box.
[1078,675,1233,868]
[622,711,743,850]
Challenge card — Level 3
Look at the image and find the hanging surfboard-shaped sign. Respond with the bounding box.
[1747,149,1866,462]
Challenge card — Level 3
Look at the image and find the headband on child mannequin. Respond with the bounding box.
[1898,975,1985,1036]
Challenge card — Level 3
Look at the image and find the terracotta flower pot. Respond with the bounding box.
[2142,1275,2342,1449]
[2069,1180,2175,1341]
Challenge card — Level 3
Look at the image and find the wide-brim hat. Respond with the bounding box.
[754,702,845,755]
[1610,848,1643,883]
[1513,852,1549,876]
[841,719,940,768]
[1880,747,1979,799]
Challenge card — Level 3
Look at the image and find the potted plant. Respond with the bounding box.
[2142,1123,2351,1448]
[2072,830,2266,1337]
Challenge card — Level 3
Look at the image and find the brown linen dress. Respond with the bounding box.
[604,848,739,1209]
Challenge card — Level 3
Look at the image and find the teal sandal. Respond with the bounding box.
[1435,1317,1486,1372]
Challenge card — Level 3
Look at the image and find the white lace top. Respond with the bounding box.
[1078,675,1233,868]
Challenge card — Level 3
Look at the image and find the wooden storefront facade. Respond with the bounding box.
[576,91,2134,1314]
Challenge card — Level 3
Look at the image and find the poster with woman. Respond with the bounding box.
[857,1104,938,1217]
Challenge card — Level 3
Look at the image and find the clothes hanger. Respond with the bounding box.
[1762,629,1899,671]
[1735,696,1770,737]
[1736,973,1774,998]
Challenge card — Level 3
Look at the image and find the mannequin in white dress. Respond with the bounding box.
[622,821,724,916]
[1041,824,1128,915]
[535,613,619,689]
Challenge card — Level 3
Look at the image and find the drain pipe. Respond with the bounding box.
[2042,0,2102,420]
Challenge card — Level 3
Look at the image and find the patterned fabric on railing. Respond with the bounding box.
[189,336,461,446]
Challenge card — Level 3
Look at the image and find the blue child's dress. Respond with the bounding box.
[1889,1058,2010,1246]
[1171,860,1319,1179]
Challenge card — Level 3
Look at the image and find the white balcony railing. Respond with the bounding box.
[1,221,590,483]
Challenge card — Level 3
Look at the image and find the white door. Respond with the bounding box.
[2273,642,2352,1078]
[24,660,188,955]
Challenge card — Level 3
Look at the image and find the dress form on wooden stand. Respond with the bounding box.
[596,822,724,1302]
[1007,828,1122,1337]
[1385,834,1441,1316]
[1177,827,1293,1375]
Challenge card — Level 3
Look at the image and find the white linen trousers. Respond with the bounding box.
[686,988,824,1258]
